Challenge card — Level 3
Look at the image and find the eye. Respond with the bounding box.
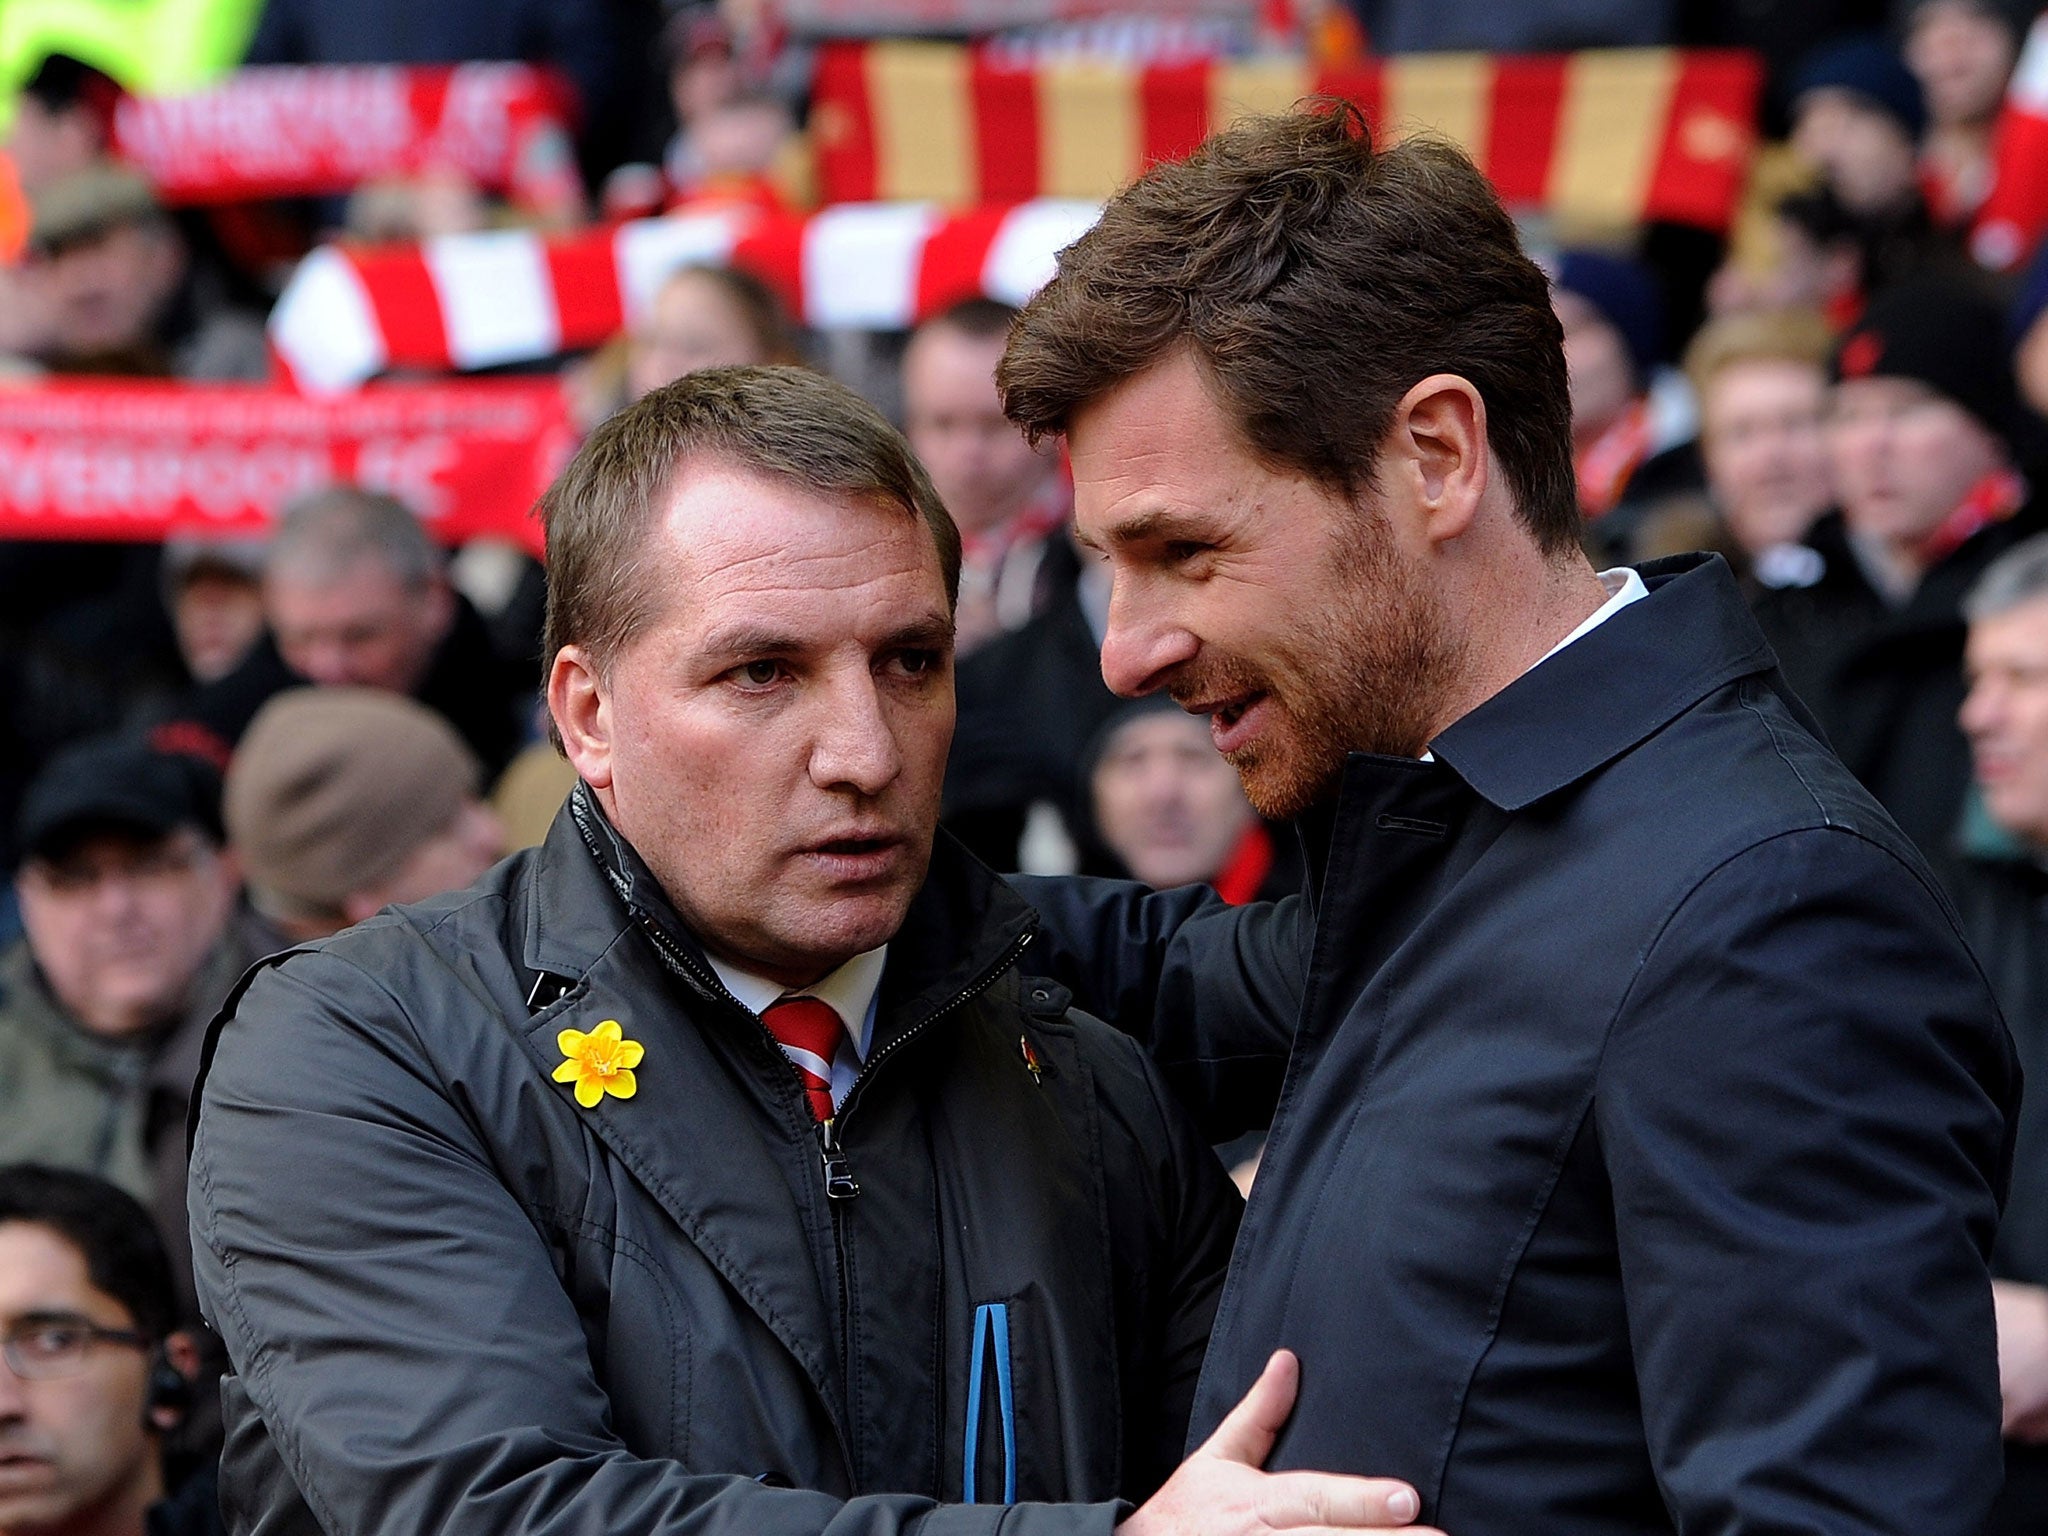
[1163,540,1213,567]
[18,1322,89,1361]
[887,649,943,679]
[730,659,785,689]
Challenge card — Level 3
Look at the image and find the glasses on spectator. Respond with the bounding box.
[2,1314,151,1379]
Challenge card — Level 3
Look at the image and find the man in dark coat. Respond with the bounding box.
[997,103,2016,1536]
[1952,531,2048,1534]
[187,368,1431,1536]
[1751,274,2044,872]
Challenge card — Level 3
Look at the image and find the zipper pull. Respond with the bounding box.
[819,1119,860,1201]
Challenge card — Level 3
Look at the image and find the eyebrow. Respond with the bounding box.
[696,613,956,663]
[1090,508,1200,552]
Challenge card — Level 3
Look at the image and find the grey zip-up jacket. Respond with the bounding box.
[189,787,1239,1536]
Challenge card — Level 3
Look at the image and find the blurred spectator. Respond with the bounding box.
[2,56,119,195]
[225,688,504,943]
[22,164,268,381]
[1752,274,2043,868]
[1951,533,2048,1531]
[568,263,800,431]
[1086,696,1302,904]
[626,263,800,402]
[944,551,1119,873]
[1550,249,1699,555]
[1906,0,2025,228]
[1786,34,1959,295]
[903,299,1075,655]
[0,1164,218,1536]
[176,485,534,777]
[1789,35,1928,220]
[158,539,266,687]
[0,737,249,1323]
[1709,175,1867,326]
[1679,308,1836,562]
[660,5,743,193]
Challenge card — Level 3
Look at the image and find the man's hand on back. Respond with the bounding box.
[1118,1351,1443,1536]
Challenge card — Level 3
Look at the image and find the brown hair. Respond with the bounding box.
[541,365,961,682]
[999,101,1581,554]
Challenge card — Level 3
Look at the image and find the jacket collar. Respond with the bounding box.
[525,781,1037,1052]
[1429,553,1779,812]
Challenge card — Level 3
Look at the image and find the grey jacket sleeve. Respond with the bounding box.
[1597,829,2015,1536]
[190,950,1121,1536]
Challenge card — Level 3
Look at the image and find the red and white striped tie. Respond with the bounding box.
[762,998,842,1123]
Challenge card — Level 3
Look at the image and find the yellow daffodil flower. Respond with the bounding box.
[553,1019,644,1108]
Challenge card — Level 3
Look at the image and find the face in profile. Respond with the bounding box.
[1091,709,1255,890]
[1068,351,1462,819]
[1963,594,2048,849]
[15,825,238,1037]
[0,1221,161,1534]
[553,462,956,987]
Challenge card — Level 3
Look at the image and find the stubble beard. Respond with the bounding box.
[1215,513,1469,821]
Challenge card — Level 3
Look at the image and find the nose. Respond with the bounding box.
[1098,577,1199,698]
[809,672,904,797]
[1961,677,2000,739]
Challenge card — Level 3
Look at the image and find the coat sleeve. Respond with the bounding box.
[1082,1018,1246,1493]
[1009,875,1310,1142]
[190,950,1121,1536]
[1596,828,2017,1536]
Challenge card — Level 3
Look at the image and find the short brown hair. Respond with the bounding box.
[541,365,961,680]
[999,101,1580,554]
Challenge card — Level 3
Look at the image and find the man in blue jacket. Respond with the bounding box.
[998,102,2018,1534]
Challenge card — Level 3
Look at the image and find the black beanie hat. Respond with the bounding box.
[1831,276,2016,447]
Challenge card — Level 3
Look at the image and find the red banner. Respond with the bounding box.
[0,380,575,553]
[109,64,579,208]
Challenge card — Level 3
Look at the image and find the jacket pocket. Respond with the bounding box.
[963,1301,1017,1502]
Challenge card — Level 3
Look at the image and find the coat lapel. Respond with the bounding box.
[509,799,850,1425]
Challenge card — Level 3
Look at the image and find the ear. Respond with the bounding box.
[1386,374,1490,547]
[548,644,615,792]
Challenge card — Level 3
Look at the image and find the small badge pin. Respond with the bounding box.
[1019,1034,1043,1084]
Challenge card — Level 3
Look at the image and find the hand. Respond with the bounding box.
[1116,1351,1442,1536]
[1994,1280,2048,1442]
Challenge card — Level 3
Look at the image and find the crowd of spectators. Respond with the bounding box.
[13,0,2048,1530]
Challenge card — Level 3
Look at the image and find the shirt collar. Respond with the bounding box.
[1420,567,1648,764]
[1426,553,1778,812]
[705,946,889,1061]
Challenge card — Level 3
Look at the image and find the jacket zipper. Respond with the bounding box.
[634,910,1038,1439]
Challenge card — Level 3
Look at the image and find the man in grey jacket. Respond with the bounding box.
[188,366,1434,1536]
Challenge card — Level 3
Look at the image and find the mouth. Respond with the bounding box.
[798,831,910,880]
[1196,691,1269,756]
